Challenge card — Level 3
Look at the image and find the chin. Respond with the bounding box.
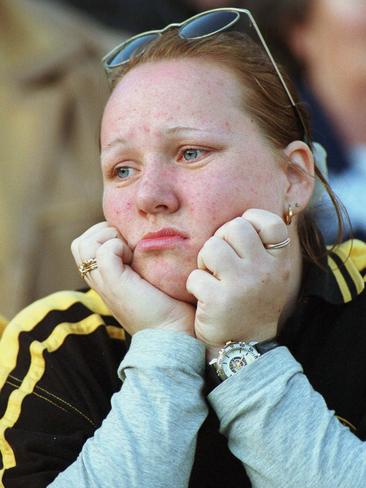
[131,255,197,304]
[160,281,197,304]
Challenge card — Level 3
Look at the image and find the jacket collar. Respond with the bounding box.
[302,240,366,305]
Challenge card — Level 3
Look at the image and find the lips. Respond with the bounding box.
[136,227,188,251]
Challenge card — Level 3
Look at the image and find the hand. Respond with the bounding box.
[72,222,195,337]
[186,209,292,348]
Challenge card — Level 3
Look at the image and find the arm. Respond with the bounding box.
[208,346,366,488]
[50,329,208,488]
[186,209,366,487]
[0,290,205,487]
[48,223,206,486]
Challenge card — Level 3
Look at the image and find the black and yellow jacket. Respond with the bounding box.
[0,240,366,487]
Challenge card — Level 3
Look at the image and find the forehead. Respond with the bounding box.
[101,58,248,139]
[110,57,243,102]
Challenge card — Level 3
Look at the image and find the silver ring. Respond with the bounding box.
[265,237,291,250]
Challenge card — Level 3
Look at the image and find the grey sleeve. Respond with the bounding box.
[49,329,208,488]
[208,346,366,488]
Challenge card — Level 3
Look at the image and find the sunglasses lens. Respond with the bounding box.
[180,11,238,39]
[106,33,159,68]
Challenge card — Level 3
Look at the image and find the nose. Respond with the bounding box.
[135,163,180,216]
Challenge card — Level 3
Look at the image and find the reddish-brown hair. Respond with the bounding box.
[110,29,345,265]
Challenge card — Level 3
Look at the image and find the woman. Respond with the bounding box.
[1,8,366,488]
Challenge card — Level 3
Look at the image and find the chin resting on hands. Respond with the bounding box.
[186,209,293,348]
[71,222,195,338]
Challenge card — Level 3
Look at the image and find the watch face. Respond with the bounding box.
[227,354,247,374]
[218,342,260,380]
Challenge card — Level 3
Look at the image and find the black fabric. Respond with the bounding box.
[1,257,366,486]
[190,406,252,487]
[279,292,366,435]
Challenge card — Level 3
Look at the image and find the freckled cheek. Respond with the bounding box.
[187,180,255,233]
[102,190,135,230]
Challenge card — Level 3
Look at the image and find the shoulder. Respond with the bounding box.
[0,289,126,484]
[0,289,126,387]
[1,288,122,338]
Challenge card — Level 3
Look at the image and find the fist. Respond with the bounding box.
[72,222,195,337]
[186,209,293,347]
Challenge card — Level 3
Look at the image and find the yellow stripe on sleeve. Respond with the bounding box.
[0,290,113,390]
[327,240,366,303]
[0,313,107,482]
[327,255,352,303]
[332,240,365,296]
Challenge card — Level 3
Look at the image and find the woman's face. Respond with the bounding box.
[101,58,288,302]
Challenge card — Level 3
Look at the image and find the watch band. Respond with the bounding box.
[254,338,280,354]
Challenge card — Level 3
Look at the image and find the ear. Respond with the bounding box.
[282,140,315,214]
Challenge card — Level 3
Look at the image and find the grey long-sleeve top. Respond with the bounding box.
[49,329,208,487]
[50,329,366,487]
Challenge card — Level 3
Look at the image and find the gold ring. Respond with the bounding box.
[265,237,291,250]
[78,258,98,278]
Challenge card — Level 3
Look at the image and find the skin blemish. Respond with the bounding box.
[101,58,287,303]
[224,120,232,132]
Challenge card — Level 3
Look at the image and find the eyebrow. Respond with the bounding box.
[101,126,208,153]
[102,136,129,151]
[165,126,206,135]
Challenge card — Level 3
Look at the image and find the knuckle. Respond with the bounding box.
[242,207,262,220]
[267,219,286,235]
[186,272,197,291]
[223,218,240,237]
[232,216,246,228]
[231,217,250,235]
[201,236,217,253]
[215,220,230,236]
[95,245,105,260]
[187,269,200,281]
[105,237,117,248]
[217,217,247,237]
[208,235,220,245]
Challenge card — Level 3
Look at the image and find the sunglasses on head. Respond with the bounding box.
[102,8,308,143]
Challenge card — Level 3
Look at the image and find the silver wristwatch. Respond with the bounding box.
[209,339,279,382]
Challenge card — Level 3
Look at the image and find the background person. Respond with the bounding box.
[241,0,366,242]
[0,8,366,488]
[0,0,120,318]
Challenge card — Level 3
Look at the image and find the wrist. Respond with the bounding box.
[159,323,195,338]
[200,321,279,356]
[205,332,277,364]
[208,338,280,383]
[119,328,206,380]
[206,345,224,363]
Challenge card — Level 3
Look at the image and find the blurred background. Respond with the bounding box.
[1,0,365,320]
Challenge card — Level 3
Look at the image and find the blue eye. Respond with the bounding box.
[182,148,204,161]
[116,166,135,179]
